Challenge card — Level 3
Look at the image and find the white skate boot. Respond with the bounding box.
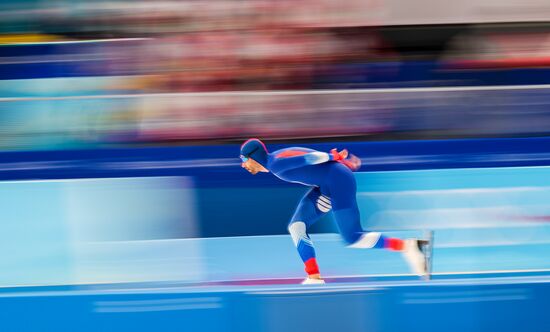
[301,278,326,285]
[402,238,428,277]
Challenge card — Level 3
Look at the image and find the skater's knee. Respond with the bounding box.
[347,232,382,248]
[288,221,307,246]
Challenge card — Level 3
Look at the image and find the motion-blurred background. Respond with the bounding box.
[3,0,550,149]
[1,1,550,331]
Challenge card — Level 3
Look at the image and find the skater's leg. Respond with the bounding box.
[329,164,428,276]
[332,204,404,250]
[288,187,330,278]
[328,165,404,250]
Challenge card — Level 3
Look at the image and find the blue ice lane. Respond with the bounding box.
[0,267,548,332]
[0,229,548,332]
[197,227,550,281]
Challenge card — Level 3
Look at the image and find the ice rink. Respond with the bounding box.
[1,225,549,332]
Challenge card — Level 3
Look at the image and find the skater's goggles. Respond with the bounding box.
[239,155,249,162]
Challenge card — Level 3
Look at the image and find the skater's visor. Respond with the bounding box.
[240,155,249,162]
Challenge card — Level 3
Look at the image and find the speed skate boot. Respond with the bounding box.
[301,277,326,285]
[402,238,428,277]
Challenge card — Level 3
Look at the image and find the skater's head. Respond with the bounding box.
[240,138,269,175]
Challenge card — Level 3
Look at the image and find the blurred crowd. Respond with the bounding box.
[1,0,550,150]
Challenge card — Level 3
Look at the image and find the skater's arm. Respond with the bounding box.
[270,149,343,172]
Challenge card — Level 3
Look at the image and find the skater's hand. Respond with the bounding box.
[330,148,348,161]
[339,154,362,171]
[330,148,361,171]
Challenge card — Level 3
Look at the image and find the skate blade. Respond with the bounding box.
[419,230,434,281]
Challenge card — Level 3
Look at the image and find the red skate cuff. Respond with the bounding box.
[304,258,320,275]
[385,238,404,251]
